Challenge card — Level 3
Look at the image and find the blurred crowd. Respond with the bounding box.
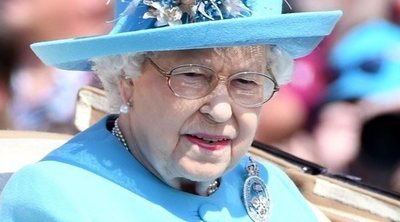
[257,0,400,193]
[0,0,399,193]
[0,0,113,133]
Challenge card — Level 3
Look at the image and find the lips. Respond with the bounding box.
[185,134,231,151]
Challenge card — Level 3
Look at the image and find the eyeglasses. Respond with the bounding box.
[147,58,279,108]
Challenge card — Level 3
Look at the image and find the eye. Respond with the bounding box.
[235,78,258,88]
[181,72,206,79]
[171,65,214,83]
[237,78,257,84]
[231,75,261,90]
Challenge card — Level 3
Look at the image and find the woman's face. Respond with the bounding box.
[127,47,267,184]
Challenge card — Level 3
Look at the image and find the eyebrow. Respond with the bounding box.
[152,51,266,73]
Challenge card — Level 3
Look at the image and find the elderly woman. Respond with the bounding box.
[0,0,341,221]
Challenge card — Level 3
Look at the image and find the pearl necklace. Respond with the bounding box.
[111,117,129,151]
[111,116,220,196]
[206,179,220,196]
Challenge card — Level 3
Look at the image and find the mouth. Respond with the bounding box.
[185,134,231,151]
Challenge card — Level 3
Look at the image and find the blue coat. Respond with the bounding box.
[0,116,317,221]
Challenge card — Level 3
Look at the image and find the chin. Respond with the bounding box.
[179,162,228,182]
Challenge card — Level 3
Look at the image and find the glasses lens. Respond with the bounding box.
[169,65,216,99]
[228,72,276,107]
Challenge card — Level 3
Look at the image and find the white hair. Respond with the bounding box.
[91,46,294,112]
[91,53,147,112]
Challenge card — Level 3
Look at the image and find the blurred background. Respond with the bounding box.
[0,0,399,193]
[257,0,400,193]
[0,0,113,133]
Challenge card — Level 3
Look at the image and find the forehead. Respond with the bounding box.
[156,46,266,58]
[150,46,267,70]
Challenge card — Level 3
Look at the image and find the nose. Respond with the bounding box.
[200,85,233,123]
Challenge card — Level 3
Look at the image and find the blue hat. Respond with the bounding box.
[326,20,400,101]
[31,0,342,71]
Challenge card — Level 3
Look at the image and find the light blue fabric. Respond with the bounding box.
[30,0,342,71]
[0,116,317,221]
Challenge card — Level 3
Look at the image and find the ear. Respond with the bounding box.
[117,75,134,103]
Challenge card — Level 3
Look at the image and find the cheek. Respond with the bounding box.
[232,111,260,160]
[133,75,196,147]
[135,80,174,131]
[239,110,261,138]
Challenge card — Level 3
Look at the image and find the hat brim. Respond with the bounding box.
[31,11,342,71]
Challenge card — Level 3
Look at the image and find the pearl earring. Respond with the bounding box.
[119,102,132,114]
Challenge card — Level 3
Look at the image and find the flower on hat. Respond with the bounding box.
[222,0,251,17]
[143,0,183,26]
[115,0,252,27]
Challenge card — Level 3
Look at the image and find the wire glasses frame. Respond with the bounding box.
[147,58,280,108]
